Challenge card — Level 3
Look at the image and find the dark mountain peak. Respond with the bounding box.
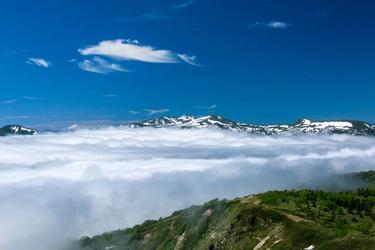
[0,125,37,136]
[295,118,312,126]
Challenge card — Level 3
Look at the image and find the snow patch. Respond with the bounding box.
[304,245,314,250]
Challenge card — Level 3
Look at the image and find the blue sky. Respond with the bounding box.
[1,0,374,129]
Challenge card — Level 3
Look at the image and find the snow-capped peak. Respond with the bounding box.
[64,124,79,130]
[126,115,375,136]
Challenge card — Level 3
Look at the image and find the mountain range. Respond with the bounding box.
[126,115,375,136]
[1,115,375,136]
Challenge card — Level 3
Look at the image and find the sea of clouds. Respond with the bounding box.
[1,127,375,249]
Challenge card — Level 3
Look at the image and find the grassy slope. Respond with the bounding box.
[77,172,375,250]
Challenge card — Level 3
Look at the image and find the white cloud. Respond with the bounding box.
[129,110,139,115]
[125,39,139,44]
[177,54,202,66]
[78,57,128,74]
[268,21,289,28]
[78,39,177,63]
[1,128,375,250]
[2,99,17,104]
[78,39,199,66]
[249,21,289,29]
[26,58,51,68]
[143,109,170,115]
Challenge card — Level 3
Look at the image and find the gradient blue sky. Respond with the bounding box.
[1,0,374,129]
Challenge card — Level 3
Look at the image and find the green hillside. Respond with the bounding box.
[76,172,375,250]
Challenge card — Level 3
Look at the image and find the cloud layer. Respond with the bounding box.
[1,128,375,249]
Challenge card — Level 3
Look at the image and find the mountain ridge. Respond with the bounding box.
[125,115,375,136]
[2,115,375,136]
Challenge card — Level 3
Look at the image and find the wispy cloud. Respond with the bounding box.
[114,7,175,22]
[102,95,117,97]
[26,58,51,68]
[1,115,37,120]
[78,39,200,71]
[171,0,196,9]
[140,8,174,20]
[249,21,289,29]
[129,110,139,115]
[143,109,170,115]
[94,115,117,119]
[22,96,44,100]
[177,54,202,66]
[114,1,197,23]
[4,49,30,55]
[195,104,217,110]
[2,99,17,104]
[206,104,217,112]
[78,57,128,74]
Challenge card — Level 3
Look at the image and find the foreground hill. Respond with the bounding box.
[126,115,375,136]
[75,171,375,250]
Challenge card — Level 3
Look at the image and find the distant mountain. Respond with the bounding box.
[2,115,375,136]
[0,125,37,136]
[126,115,375,136]
[63,124,80,131]
[61,124,109,131]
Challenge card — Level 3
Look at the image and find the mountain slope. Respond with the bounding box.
[76,183,375,250]
[126,115,375,136]
[0,125,37,136]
